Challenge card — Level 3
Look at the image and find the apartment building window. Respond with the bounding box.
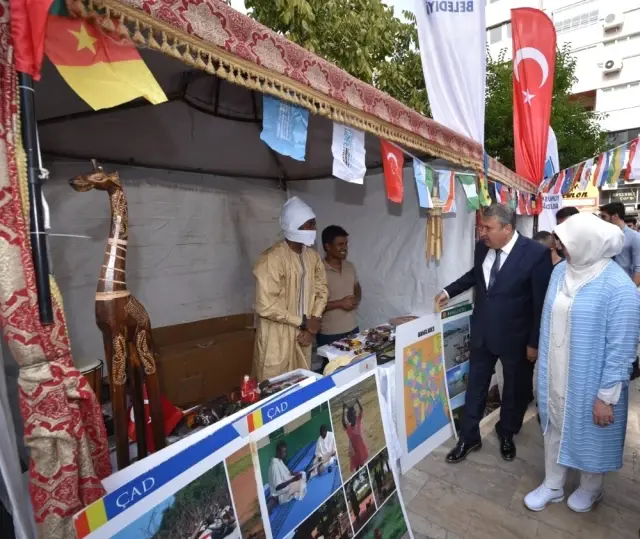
[608,128,640,147]
[604,33,640,47]
[487,22,511,45]
[554,9,599,34]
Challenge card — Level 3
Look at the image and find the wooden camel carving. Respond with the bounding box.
[69,161,165,469]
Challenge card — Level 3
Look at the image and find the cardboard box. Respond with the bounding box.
[153,314,255,408]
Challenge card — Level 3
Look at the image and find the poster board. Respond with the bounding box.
[74,356,414,539]
[441,303,472,411]
[394,314,456,474]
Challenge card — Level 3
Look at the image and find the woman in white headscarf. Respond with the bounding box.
[525,213,640,513]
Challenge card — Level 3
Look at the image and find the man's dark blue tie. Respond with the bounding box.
[487,249,502,291]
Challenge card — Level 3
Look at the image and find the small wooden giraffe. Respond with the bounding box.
[69,161,165,469]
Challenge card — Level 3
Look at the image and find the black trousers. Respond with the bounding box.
[461,345,533,444]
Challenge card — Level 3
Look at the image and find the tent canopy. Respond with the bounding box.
[37,50,405,181]
[36,0,533,190]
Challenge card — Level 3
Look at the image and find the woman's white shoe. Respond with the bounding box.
[567,487,603,513]
[524,485,565,512]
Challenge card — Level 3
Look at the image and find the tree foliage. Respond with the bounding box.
[152,464,232,538]
[246,0,607,170]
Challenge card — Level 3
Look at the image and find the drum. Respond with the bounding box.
[80,359,104,404]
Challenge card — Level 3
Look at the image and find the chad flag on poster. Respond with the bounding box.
[44,15,167,110]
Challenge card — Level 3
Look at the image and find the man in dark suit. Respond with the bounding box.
[435,203,553,463]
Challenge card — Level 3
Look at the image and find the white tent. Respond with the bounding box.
[1,1,536,536]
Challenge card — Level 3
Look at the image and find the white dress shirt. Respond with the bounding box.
[481,232,519,288]
[442,232,520,299]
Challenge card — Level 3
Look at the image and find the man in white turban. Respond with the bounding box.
[252,197,328,380]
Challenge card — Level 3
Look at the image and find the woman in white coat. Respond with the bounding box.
[525,213,640,513]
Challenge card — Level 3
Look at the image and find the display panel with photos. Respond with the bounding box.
[75,362,412,539]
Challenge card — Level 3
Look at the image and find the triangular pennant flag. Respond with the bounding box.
[380,140,404,203]
[457,173,479,211]
[561,167,575,194]
[608,144,626,186]
[331,123,366,183]
[413,159,434,209]
[626,137,640,181]
[553,171,564,194]
[494,182,505,204]
[478,174,491,207]
[515,191,526,215]
[599,151,611,187]
[437,170,456,213]
[261,95,309,161]
[578,158,594,190]
[569,162,584,193]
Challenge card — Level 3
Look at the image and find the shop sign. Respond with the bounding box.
[563,181,599,208]
[603,189,637,205]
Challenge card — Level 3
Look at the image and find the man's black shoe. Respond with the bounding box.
[498,434,516,461]
[445,440,482,463]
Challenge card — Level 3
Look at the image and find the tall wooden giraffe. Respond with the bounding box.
[69,161,165,469]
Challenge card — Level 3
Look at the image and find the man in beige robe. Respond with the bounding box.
[252,197,328,380]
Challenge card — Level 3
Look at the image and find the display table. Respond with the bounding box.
[316,325,396,361]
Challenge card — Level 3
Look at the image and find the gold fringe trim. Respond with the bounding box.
[73,0,532,193]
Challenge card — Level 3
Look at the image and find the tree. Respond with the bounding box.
[246,1,607,170]
[245,0,406,84]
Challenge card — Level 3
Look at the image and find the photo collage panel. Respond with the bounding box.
[252,375,408,539]
[80,370,411,539]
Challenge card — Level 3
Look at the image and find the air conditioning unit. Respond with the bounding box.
[603,12,624,30]
[602,58,623,74]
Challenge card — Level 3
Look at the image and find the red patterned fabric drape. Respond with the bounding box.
[0,6,111,538]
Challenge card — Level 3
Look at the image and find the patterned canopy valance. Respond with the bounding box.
[65,0,534,193]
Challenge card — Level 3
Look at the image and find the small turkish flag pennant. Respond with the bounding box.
[380,140,404,203]
[128,385,183,452]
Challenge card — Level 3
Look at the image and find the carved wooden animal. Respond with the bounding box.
[69,162,165,469]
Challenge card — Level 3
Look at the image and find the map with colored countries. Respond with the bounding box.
[403,333,451,452]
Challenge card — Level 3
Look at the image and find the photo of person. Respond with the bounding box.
[111,462,239,539]
[226,446,266,539]
[367,449,396,507]
[256,403,343,539]
[354,493,409,539]
[292,488,353,539]
[442,316,471,371]
[344,468,376,533]
[330,376,385,482]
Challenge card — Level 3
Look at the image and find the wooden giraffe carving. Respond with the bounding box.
[69,161,165,469]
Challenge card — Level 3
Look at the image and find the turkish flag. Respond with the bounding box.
[128,385,183,452]
[380,140,404,203]
[512,8,556,186]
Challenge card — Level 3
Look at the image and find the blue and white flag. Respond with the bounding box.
[413,159,433,208]
[331,123,367,184]
[414,0,486,145]
[544,126,560,180]
[260,95,309,161]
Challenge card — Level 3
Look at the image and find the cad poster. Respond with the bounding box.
[74,357,414,539]
[441,303,473,411]
[395,314,456,473]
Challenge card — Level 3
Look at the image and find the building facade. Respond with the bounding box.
[486,0,640,145]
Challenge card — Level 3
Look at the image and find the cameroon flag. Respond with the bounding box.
[44,15,167,110]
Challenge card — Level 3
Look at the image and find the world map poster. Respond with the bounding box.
[395,314,456,473]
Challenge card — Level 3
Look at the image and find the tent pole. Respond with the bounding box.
[18,73,53,325]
